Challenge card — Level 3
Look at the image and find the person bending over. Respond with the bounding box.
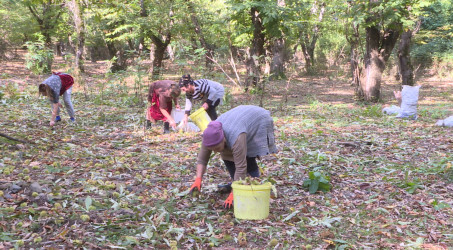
[188,105,277,208]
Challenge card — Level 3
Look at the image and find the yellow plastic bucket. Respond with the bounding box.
[189,108,211,132]
[232,181,272,220]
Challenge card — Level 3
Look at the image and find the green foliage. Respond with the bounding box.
[303,171,331,194]
[362,105,383,118]
[430,199,451,211]
[222,88,233,108]
[412,1,453,67]
[25,41,53,74]
[0,0,38,46]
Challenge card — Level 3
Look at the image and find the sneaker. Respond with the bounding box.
[70,117,75,122]
[146,120,152,129]
[55,116,61,122]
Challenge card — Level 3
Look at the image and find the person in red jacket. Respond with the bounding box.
[38,72,75,126]
[146,80,181,133]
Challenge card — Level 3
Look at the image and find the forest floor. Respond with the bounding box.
[0,52,452,249]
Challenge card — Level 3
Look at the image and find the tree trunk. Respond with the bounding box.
[110,46,128,72]
[350,26,361,92]
[299,2,325,73]
[245,6,265,89]
[358,24,400,101]
[150,35,171,79]
[300,32,318,73]
[68,0,85,73]
[56,41,62,57]
[137,0,148,56]
[106,42,117,59]
[26,2,64,72]
[167,45,175,61]
[149,7,174,79]
[186,1,213,69]
[398,30,415,86]
[269,37,287,79]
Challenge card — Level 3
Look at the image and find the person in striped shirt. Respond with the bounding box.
[178,74,224,126]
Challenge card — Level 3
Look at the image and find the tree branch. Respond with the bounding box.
[27,5,43,24]
[205,55,240,87]
[0,133,34,144]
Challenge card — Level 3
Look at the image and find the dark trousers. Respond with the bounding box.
[206,99,221,120]
[223,157,260,180]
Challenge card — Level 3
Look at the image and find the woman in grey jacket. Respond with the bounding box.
[179,74,224,125]
[188,105,277,208]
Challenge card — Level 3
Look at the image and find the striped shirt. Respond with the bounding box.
[184,79,224,114]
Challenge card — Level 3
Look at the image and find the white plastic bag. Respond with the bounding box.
[171,109,201,132]
[396,85,421,120]
[171,109,185,123]
[177,121,200,132]
[435,116,453,127]
[382,105,401,115]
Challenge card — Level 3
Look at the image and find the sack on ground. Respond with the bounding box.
[396,85,421,120]
[382,105,401,115]
[177,122,200,132]
[435,116,453,127]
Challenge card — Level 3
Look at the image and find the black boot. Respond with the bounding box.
[163,122,170,134]
[146,120,152,129]
[217,183,232,194]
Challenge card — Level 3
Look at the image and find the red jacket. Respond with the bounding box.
[54,72,74,95]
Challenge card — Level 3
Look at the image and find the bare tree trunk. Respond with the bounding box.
[56,41,62,57]
[299,2,325,73]
[269,0,287,77]
[398,30,415,86]
[186,1,213,69]
[149,7,174,79]
[137,0,148,56]
[68,0,85,73]
[150,35,171,79]
[358,24,400,101]
[26,1,64,72]
[167,45,175,61]
[348,24,361,93]
[245,6,265,90]
[269,37,287,79]
[300,32,318,73]
[110,46,128,72]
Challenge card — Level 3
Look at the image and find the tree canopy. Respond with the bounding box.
[0,0,452,99]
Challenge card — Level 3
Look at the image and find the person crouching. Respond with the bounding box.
[38,72,75,126]
[146,80,181,134]
[188,105,278,208]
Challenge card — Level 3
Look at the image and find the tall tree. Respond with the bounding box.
[22,0,65,71]
[0,1,37,59]
[146,1,176,79]
[344,0,426,102]
[267,0,290,80]
[24,0,64,47]
[185,0,214,69]
[246,4,266,88]
[293,0,326,73]
[67,0,85,73]
[398,28,416,86]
